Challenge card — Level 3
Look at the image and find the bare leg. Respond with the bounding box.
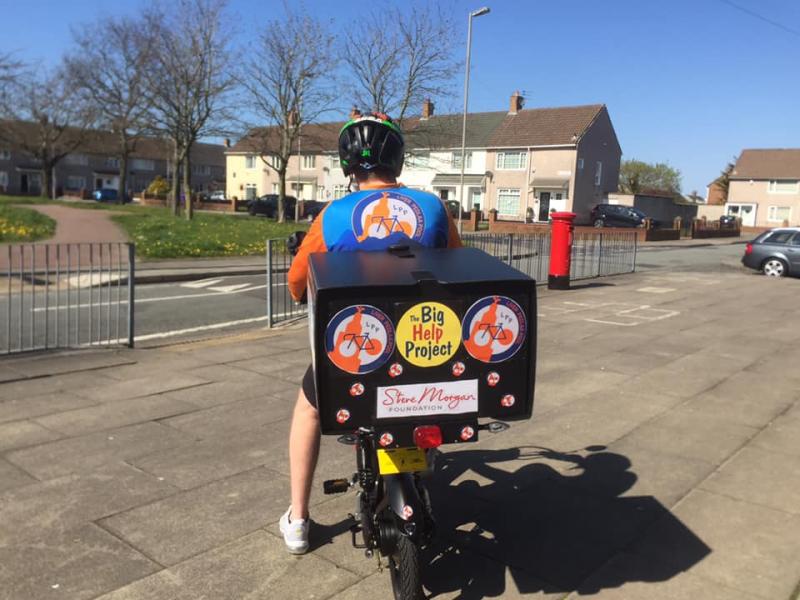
[289,389,320,521]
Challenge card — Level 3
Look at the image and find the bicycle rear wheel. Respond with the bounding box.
[389,535,423,600]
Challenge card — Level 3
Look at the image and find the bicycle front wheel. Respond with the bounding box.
[388,534,423,600]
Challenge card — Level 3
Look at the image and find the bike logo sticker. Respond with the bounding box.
[351,191,425,242]
[396,302,461,367]
[325,305,395,374]
[462,296,526,363]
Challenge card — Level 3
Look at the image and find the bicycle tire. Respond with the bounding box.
[389,535,423,600]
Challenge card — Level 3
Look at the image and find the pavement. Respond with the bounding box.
[1,262,800,599]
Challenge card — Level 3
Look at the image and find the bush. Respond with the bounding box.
[146,176,170,196]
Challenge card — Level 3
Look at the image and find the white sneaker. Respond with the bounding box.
[279,507,309,555]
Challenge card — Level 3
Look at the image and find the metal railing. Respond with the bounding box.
[1,243,134,354]
[266,238,308,327]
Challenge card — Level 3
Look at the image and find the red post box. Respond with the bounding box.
[548,211,576,290]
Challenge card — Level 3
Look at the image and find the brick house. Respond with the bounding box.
[726,149,800,227]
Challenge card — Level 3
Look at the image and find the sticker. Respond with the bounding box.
[325,305,395,374]
[487,371,500,387]
[349,382,365,397]
[460,426,475,441]
[352,191,425,244]
[401,504,414,520]
[451,361,465,377]
[396,302,461,367]
[389,362,404,378]
[462,296,527,363]
[379,432,394,447]
[336,409,351,424]
[501,394,515,407]
[377,379,478,418]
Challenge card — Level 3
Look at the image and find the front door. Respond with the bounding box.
[95,178,103,190]
[538,192,551,221]
[20,174,28,194]
[439,189,449,201]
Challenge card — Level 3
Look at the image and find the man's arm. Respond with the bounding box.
[446,213,463,248]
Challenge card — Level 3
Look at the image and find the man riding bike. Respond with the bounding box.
[280,111,462,554]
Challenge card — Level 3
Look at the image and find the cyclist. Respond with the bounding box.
[280,111,462,554]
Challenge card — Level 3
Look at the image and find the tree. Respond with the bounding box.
[238,9,335,223]
[0,68,96,198]
[712,161,735,204]
[66,15,153,202]
[341,3,460,124]
[143,0,234,219]
[618,159,682,195]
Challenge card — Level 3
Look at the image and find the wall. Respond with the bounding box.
[698,204,725,220]
[729,179,800,227]
[633,195,698,225]
[573,108,622,223]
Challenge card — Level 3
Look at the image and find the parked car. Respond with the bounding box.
[247,194,298,218]
[93,188,119,203]
[208,190,226,201]
[719,214,738,228]
[302,200,325,221]
[741,228,800,278]
[590,204,654,228]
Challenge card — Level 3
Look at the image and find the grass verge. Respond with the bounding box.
[0,205,57,242]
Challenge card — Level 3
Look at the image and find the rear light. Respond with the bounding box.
[413,425,442,449]
[745,243,753,255]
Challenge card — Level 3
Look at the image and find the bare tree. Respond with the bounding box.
[143,0,234,218]
[0,68,96,198]
[238,9,336,222]
[342,3,460,124]
[66,16,153,202]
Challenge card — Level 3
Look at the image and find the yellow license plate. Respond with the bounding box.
[376,447,427,475]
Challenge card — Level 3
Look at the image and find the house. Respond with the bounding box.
[726,149,800,228]
[0,122,226,197]
[226,93,622,222]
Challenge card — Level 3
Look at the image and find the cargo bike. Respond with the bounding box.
[306,245,537,600]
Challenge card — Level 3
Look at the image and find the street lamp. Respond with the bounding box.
[458,6,490,233]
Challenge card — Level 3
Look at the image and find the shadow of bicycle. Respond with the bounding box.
[420,445,710,598]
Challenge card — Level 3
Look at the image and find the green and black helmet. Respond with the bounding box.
[338,112,404,177]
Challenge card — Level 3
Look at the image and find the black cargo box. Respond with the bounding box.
[308,247,536,446]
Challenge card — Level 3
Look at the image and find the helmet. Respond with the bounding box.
[338,113,404,177]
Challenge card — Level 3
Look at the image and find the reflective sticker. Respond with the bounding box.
[462,296,527,363]
[487,371,500,387]
[501,394,516,408]
[451,361,465,377]
[351,191,425,243]
[401,504,414,520]
[325,305,395,374]
[396,302,461,367]
[460,426,475,441]
[388,362,404,378]
[336,409,351,424]
[379,432,394,447]
[349,382,365,397]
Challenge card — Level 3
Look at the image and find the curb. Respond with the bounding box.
[133,267,266,285]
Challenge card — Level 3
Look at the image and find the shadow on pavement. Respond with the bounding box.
[421,445,710,598]
[566,282,617,290]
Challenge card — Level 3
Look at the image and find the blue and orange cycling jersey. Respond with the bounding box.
[288,182,462,301]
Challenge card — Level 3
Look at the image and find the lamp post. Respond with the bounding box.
[458,6,490,233]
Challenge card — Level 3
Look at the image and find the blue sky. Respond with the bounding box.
[1,0,798,194]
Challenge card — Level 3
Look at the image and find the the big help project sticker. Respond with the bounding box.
[325,305,395,374]
[396,302,461,367]
[462,295,527,363]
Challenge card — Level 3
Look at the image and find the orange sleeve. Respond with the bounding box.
[287,209,328,302]
[446,213,463,248]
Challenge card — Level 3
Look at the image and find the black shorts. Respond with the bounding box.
[302,365,317,408]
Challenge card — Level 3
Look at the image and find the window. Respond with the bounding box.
[302,155,316,170]
[131,158,155,171]
[496,151,527,170]
[329,155,340,170]
[768,180,799,194]
[66,176,86,190]
[106,157,120,168]
[272,183,279,194]
[245,184,257,200]
[268,155,279,168]
[577,158,584,171]
[452,152,472,169]
[192,164,211,176]
[497,188,521,215]
[245,155,257,169]
[0,171,8,188]
[790,233,800,246]
[406,152,430,168]
[767,206,791,223]
[65,153,88,166]
[594,161,603,186]
[765,231,794,244]
[333,184,349,199]
[0,149,10,161]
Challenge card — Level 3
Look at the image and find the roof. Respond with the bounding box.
[229,104,608,154]
[730,149,800,180]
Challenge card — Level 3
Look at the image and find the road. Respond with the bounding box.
[0,243,750,351]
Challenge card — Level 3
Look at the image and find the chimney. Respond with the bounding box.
[509,91,525,115]
[224,138,231,148]
[421,99,434,120]
[349,106,362,120]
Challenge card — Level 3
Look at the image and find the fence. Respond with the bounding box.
[0,243,134,354]
[265,231,637,327]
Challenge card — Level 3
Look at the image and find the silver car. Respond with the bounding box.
[742,227,800,277]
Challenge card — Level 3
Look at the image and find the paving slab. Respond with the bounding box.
[94,530,358,600]
[0,391,99,424]
[0,523,158,600]
[750,411,800,457]
[0,351,135,379]
[700,446,800,515]
[162,394,293,438]
[0,462,176,546]
[632,489,800,599]
[75,373,211,403]
[681,387,795,430]
[0,370,119,401]
[6,421,195,480]
[101,466,289,566]
[0,419,62,451]
[0,457,37,493]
